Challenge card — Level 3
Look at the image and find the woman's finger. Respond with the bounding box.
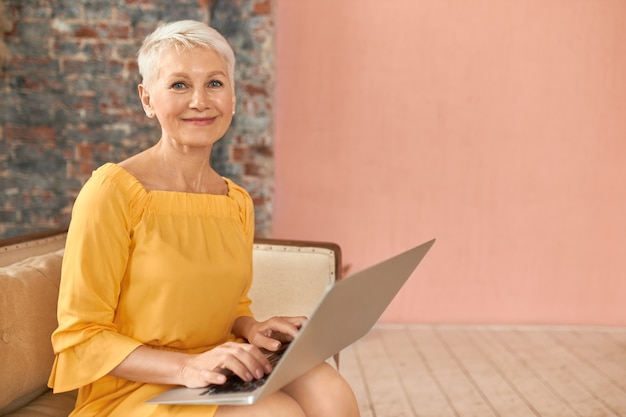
[215,343,271,381]
[248,316,307,350]
[266,316,307,337]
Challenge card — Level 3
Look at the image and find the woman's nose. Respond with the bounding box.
[189,88,210,109]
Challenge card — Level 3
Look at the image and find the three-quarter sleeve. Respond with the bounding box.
[48,168,144,392]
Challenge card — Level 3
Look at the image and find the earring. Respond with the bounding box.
[146,111,153,117]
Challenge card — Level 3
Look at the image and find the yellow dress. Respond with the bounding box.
[48,163,255,416]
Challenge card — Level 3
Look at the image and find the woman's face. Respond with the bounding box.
[139,46,235,149]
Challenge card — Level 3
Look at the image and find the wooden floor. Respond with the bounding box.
[339,325,626,417]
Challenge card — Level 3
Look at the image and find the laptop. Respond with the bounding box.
[146,238,435,406]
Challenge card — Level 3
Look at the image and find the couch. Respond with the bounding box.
[0,230,341,416]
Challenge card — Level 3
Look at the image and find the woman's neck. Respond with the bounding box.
[119,141,228,195]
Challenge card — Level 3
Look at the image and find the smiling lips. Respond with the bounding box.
[183,116,217,125]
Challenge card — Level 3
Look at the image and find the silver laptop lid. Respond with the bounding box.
[258,239,436,401]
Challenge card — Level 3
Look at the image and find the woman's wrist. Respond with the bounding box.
[232,315,257,341]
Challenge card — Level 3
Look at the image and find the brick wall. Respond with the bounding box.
[0,0,275,238]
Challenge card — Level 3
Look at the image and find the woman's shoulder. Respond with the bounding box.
[90,163,145,191]
[79,163,148,208]
[224,177,252,205]
[223,177,254,235]
[224,177,248,195]
[68,163,149,229]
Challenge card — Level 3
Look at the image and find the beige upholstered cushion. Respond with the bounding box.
[0,251,64,415]
[2,391,76,417]
[250,243,337,321]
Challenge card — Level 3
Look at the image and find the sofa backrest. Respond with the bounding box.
[250,239,340,321]
[0,232,67,267]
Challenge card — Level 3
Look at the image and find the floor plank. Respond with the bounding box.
[435,328,538,417]
[354,329,417,417]
[339,325,626,417]
[410,328,497,417]
[381,328,457,417]
[500,329,621,417]
[473,329,578,417]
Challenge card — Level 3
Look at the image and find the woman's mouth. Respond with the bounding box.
[183,117,216,126]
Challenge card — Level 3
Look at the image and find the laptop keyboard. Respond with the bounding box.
[200,347,287,396]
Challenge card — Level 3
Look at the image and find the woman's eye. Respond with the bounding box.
[208,80,223,88]
[171,82,187,89]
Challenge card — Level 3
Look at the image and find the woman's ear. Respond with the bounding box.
[138,84,154,117]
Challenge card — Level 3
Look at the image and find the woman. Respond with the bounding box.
[48,20,360,417]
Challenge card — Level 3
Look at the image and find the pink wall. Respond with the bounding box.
[273,0,626,325]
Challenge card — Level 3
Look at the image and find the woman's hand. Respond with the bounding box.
[109,316,306,389]
[180,341,272,388]
[157,315,306,388]
[234,315,307,352]
[181,314,306,388]
[109,342,271,388]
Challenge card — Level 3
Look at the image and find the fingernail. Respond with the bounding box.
[255,369,264,379]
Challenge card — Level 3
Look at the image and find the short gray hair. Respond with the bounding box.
[137,20,236,89]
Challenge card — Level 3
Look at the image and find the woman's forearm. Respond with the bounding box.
[109,345,190,386]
